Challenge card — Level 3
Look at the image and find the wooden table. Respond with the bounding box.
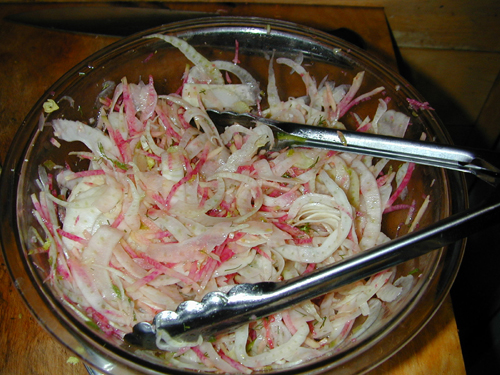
[0,3,466,374]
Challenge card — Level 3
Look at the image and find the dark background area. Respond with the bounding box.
[398,47,500,374]
[451,178,500,374]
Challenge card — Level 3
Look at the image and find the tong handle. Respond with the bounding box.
[124,110,500,349]
[204,111,500,186]
[273,120,500,186]
[125,192,500,349]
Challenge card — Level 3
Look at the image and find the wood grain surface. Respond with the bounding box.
[0,3,466,375]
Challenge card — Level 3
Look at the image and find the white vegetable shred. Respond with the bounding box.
[31,35,428,372]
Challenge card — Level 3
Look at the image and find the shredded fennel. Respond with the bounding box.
[31,35,426,373]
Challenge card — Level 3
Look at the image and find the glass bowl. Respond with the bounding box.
[0,17,466,375]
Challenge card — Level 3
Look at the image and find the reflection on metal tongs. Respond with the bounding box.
[205,110,500,186]
[125,111,500,350]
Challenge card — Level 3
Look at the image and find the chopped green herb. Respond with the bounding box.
[277,132,306,144]
[42,240,52,251]
[98,143,128,170]
[112,284,122,299]
[246,338,256,352]
[316,115,327,127]
[294,309,306,317]
[146,156,156,170]
[408,268,420,275]
[86,320,100,330]
[310,156,320,168]
[298,223,311,233]
[42,160,57,170]
[66,356,80,365]
[43,99,59,114]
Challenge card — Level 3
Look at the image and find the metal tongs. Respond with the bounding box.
[206,110,500,185]
[125,110,500,350]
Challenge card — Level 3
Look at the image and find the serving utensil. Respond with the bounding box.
[5,6,218,37]
[125,192,500,350]
[204,110,500,186]
[5,6,365,48]
[125,112,500,350]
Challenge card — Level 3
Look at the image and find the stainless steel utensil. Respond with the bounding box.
[5,6,366,48]
[125,190,500,350]
[204,110,500,186]
[125,111,500,350]
[5,6,218,37]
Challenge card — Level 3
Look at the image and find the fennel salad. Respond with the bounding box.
[31,34,430,372]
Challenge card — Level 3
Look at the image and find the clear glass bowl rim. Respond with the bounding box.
[0,16,467,375]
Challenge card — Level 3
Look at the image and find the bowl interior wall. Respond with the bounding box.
[9,20,458,374]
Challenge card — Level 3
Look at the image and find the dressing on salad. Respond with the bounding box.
[31,34,430,372]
